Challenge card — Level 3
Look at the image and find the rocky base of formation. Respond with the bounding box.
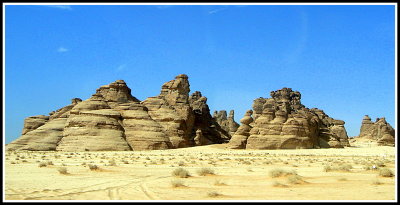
[6,75,230,151]
[228,87,351,149]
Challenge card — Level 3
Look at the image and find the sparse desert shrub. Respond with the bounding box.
[272,181,288,187]
[57,167,68,175]
[108,159,117,166]
[197,168,215,176]
[338,164,353,172]
[287,175,305,184]
[171,179,186,188]
[324,164,352,172]
[379,168,394,177]
[178,161,185,166]
[338,177,347,181]
[269,169,297,178]
[46,161,53,166]
[88,164,100,171]
[375,161,386,167]
[214,179,226,186]
[172,168,190,178]
[372,179,383,185]
[363,165,372,171]
[242,161,251,165]
[11,161,16,164]
[122,160,129,164]
[207,191,221,197]
[38,162,47,167]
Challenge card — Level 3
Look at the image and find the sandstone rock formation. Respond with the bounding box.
[7,75,229,151]
[227,110,254,149]
[354,115,395,146]
[213,110,240,136]
[228,87,350,149]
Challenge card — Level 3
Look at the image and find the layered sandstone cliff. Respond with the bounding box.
[228,87,350,149]
[6,75,229,151]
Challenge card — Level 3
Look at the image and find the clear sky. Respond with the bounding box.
[4,4,396,144]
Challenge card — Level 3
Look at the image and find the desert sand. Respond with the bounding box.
[4,144,396,201]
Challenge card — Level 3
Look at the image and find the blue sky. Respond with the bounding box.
[4,4,396,144]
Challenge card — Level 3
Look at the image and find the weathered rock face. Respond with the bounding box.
[142,74,196,148]
[213,110,240,136]
[7,75,228,151]
[56,95,132,151]
[356,115,395,146]
[21,115,49,135]
[230,87,350,149]
[114,102,172,150]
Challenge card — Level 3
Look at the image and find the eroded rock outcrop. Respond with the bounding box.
[354,115,395,146]
[213,110,239,136]
[189,91,230,145]
[229,87,350,149]
[7,75,228,151]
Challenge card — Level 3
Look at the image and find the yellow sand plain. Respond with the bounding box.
[4,144,396,201]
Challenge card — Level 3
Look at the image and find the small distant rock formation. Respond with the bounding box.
[213,110,240,136]
[228,87,350,149]
[352,115,395,146]
[6,75,229,151]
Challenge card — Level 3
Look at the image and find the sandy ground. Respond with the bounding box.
[4,144,396,201]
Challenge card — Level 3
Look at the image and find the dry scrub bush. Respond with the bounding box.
[197,168,215,176]
[172,168,190,178]
[58,167,68,175]
[88,164,100,171]
[214,179,227,186]
[108,159,117,166]
[269,169,297,178]
[38,162,47,167]
[323,164,352,172]
[272,181,288,188]
[379,168,394,177]
[287,175,306,184]
[372,179,383,185]
[171,180,186,188]
[207,191,221,197]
